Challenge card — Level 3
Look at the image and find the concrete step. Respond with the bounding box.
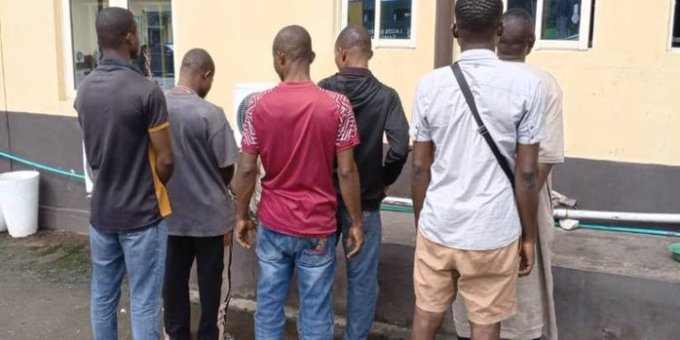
[228,212,680,339]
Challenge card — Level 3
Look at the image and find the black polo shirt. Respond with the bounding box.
[76,58,172,232]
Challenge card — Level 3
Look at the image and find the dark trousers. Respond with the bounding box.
[163,235,224,340]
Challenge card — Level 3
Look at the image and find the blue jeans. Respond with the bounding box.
[90,221,168,340]
[254,225,337,340]
[336,208,382,340]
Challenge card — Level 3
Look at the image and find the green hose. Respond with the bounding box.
[0,151,85,180]
[380,203,414,214]
[573,222,680,238]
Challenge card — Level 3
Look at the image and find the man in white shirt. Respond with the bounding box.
[453,9,564,340]
[409,1,545,339]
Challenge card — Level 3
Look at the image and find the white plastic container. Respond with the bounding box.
[0,171,40,237]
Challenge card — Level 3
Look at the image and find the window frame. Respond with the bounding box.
[504,0,594,51]
[339,0,418,49]
[61,0,175,97]
[669,0,680,51]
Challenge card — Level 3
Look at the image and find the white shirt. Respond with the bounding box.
[410,49,546,250]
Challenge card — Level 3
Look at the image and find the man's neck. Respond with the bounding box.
[176,79,200,95]
[458,36,497,53]
[498,53,526,63]
[459,44,496,53]
[283,64,312,82]
[342,59,369,69]
[101,49,132,63]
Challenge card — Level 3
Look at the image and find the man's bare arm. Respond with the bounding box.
[234,152,258,249]
[149,128,174,184]
[515,143,540,276]
[411,141,434,228]
[337,149,364,258]
[537,163,553,190]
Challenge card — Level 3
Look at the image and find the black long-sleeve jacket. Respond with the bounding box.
[319,67,410,211]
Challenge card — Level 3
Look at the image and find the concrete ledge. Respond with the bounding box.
[230,212,680,338]
[554,267,680,339]
[552,228,680,283]
[552,228,680,339]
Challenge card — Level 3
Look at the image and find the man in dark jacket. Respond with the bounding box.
[319,25,410,340]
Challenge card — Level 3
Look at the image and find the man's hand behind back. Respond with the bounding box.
[346,223,364,259]
[235,219,256,250]
[224,230,234,247]
[518,239,536,276]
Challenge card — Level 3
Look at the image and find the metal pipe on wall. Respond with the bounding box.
[384,196,680,225]
[553,208,680,224]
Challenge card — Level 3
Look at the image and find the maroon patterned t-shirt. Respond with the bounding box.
[241,81,359,237]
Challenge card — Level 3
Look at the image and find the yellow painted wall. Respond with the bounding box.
[0,0,678,166]
[0,0,74,115]
[174,0,436,125]
[525,0,680,166]
[0,12,5,110]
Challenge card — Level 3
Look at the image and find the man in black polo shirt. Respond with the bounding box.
[319,25,410,340]
[75,7,174,339]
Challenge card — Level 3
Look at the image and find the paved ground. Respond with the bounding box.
[0,231,402,340]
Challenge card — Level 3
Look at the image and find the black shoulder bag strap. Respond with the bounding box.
[451,62,515,189]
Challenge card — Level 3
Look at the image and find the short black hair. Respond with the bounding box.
[455,0,503,35]
[273,25,314,62]
[336,25,372,57]
[180,48,215,74]
[502,8,535,27]
[498,8,535,57]
[96,7,136,50]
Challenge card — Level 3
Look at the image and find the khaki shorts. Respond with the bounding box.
[413,231,520,325]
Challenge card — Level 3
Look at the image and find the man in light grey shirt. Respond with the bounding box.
[163,49,240,340]
[454,9,564,340]
[409,0,545,339]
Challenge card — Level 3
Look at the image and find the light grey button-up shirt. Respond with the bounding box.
[410,49,546,250]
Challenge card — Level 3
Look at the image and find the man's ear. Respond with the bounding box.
[497,21,504,38]
[203,70,214,80]
[527,34,536,55]
[340,48,349,63]
[310,51,316,64]
[452,23,459,38]
[275,50,286,65]
[368,50,374,61]
[125,32,134,45]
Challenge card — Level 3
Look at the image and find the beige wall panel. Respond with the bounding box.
[174,0,435,131]
[526,0,680,165]
[0,1,6,111]
[174,0,339,118]
[2,0,677,164]
[0,0,75,116]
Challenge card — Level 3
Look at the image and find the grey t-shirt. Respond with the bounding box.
[165,89,240,237]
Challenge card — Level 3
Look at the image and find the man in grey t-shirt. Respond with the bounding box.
[163,49,239,340]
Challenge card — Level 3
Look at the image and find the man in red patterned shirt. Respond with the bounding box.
[233,25,364,339]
